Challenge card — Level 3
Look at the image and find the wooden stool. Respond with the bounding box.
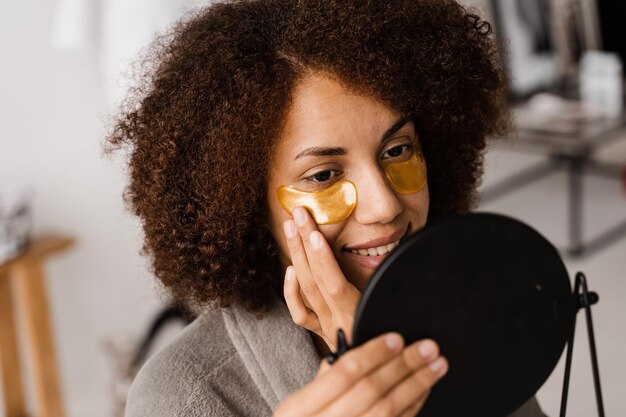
[0,235,74,417]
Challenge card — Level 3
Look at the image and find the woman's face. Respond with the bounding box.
[267,73,429,290]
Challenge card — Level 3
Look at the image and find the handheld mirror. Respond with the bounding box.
[349,212,575,417]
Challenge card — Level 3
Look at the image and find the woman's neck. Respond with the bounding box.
[310,331,332,357]
[275,287,332,357]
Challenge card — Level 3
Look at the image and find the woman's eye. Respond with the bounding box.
[304,169,339,184]
[383,143,414,159]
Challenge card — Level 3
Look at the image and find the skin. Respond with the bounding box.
[267,73,430,353]
[267,72,444,417]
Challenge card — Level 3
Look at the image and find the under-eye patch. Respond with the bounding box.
[276,180,357,225]
[383,137,427,195]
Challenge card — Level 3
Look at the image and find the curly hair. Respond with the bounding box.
[107,0,510,314]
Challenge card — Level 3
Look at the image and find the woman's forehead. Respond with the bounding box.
[277,74,408,155]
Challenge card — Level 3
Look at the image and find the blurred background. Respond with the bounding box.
[0,0,624,417]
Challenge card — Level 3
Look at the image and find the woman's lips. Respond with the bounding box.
[342,250,391,270]
[344,226,408,251]
[341,225,410,270]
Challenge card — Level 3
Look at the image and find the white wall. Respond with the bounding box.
[0,1,186,416]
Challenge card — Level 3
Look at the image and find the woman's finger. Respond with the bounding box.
[397,397,429,417]
[360,356,448,417]
[319,339,440,417]
[283,265,320,331]
[308,229,360,310]
[317,358,332,376]
[283,216,330,318]
[286,332,405,415]
[367,339,440,396]
[292,207,358,320]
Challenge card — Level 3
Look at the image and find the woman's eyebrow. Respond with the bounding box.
[294,146,346,160]
[382,114,412,141]
[294,115,412,160]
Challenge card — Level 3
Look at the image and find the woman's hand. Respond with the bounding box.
[273,333,448,417]
[282,206,361,351]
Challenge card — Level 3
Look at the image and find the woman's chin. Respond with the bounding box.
[338,253,377,292]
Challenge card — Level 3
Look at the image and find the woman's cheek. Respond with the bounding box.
[394,187,429,235]
[317,224,344,256]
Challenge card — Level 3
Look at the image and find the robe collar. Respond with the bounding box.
[221,296,322,410]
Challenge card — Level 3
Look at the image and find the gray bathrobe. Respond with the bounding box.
[124,297,547,417]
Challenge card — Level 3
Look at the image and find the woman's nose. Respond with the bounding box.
[353,166,403,225]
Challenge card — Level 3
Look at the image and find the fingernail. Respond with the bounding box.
[417,340,436,360]
[310,231,322,249]
[285,266,294,281]
[283,220,296,238]
[293,207,306,226]
[429,357,445,374]
[384,333,403,351]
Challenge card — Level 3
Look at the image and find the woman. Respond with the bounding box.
[109,1,546,416]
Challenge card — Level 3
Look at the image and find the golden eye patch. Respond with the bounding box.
[276,180,357,225]
[383,138,427,195]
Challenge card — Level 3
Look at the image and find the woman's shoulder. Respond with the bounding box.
[124,307,265,417]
